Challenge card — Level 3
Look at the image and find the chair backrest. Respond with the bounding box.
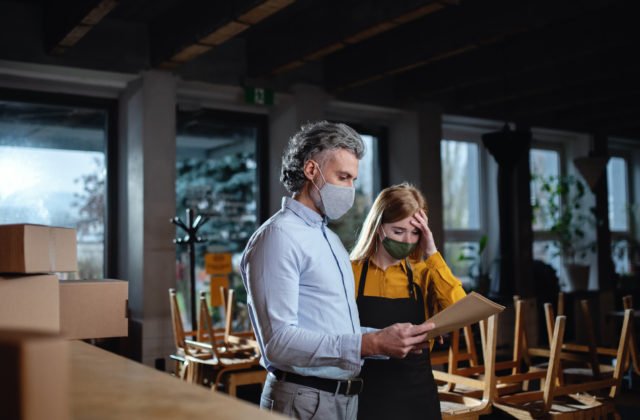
[433,314,499,408]
[549,309,633,400]
[197,291,220,359]
[169,288,193,356]
[622,295,639,374]
[480,315,498,402]
[225,288,235,344]
[542,315,566,412]
[609,308,633,398]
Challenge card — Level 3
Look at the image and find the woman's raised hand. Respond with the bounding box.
[411,209,437,258]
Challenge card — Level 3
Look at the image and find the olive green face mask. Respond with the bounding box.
[381,229,418,260]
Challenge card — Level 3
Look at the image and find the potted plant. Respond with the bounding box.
[531,174,596,291]
[457,234,491,294]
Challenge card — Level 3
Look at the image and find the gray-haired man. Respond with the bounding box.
[241,121,435,419]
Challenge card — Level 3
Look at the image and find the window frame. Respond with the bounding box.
[0,87,119,278]
[440,125,490,244]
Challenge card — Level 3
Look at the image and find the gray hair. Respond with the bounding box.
[280,121,365,193]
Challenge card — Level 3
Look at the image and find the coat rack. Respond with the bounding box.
[171,208,209,329]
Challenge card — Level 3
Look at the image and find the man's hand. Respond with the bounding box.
[361,321,436,358]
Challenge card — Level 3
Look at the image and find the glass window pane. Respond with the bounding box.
[330,134,380,249]
[441,140,480,230]
[175,111,262,329]
[530,148,560,231]
[607,157,629,232]
[443,241,477,291]
[0,100,107,279]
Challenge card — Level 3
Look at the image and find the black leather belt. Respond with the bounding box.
[273,370,364,395]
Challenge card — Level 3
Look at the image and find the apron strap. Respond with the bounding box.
[359,258,419,302]
[405,258,418,301]
[357,259,370,298]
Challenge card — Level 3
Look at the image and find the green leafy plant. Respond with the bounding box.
[612,203,640,276]
[457,235,492,294]
[457,234,489,277]
[531,174,596,264]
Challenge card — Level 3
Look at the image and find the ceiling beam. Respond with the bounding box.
[246,0,457,77]
[151,0,295,69]
[325,0,624,92]
[43,0,119,55]
[380,1,637,107]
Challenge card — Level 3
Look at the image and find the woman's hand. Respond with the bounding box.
[411,209,437,258]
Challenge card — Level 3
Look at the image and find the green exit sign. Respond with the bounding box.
[244,86,274,105]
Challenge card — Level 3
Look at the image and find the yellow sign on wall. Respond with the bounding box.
[204,252,232,275]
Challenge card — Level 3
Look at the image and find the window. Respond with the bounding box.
[0,96,110,279]
[441,140,481,230]
[607,156,631,274]
[530,147,562,277]
[329,133,384,249]
[441,139,484,287]
[175,109,267,328]
[607,157,629,232]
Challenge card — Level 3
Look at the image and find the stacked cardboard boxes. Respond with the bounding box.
[0,223,129,419]
[0,224,77,420]
[0,223,129,339]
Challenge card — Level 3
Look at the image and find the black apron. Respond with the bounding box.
[356,259,442,420]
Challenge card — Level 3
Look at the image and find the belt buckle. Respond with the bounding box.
[343,378,363,395]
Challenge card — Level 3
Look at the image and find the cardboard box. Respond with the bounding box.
[0,275,60,333]
[60,279,128,339]
[0,330,69,420]
[0,224,78,273]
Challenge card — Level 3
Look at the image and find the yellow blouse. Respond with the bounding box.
[351,252,466,320]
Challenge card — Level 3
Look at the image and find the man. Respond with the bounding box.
[241,121,435,419]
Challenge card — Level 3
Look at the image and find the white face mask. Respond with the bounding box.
[310,162,355,220]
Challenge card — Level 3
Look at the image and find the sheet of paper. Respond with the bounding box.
[425,292,505,339]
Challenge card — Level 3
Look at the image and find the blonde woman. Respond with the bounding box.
[351,183,466,420]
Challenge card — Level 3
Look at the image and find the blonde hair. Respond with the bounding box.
[350,183,428,261]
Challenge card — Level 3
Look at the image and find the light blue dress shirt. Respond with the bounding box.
[240,196,363,380]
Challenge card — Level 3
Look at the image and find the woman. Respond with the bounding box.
[350,183,466,420]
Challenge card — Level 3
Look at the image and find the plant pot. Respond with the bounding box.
[564,264,590,292]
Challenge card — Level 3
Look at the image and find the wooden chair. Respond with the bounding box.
[434,315,498,419]
[540,296,637,382]
[187,291,265,395]
[169,288,203,379]
[494,309,633,419]
[441,298,536,398]
[169,288,265,395]
[622,294,640,376]
[431,324,479,370]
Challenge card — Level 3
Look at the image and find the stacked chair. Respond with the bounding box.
[169,287,266,396]
[434,294,636,419]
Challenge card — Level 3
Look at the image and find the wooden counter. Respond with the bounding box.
[70,341,281,419]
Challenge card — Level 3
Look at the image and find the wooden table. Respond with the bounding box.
[70,341,282,419]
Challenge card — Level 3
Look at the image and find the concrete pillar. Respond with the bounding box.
[267,84,327,215]
[118,70,177,366]
[389,105,445,252]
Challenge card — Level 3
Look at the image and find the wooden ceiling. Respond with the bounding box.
[2,0,640,139]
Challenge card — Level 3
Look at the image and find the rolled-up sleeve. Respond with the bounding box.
[243,225,362,375]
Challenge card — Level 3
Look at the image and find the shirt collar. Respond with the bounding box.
[282,196,327,227]
[368,257,410,274]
